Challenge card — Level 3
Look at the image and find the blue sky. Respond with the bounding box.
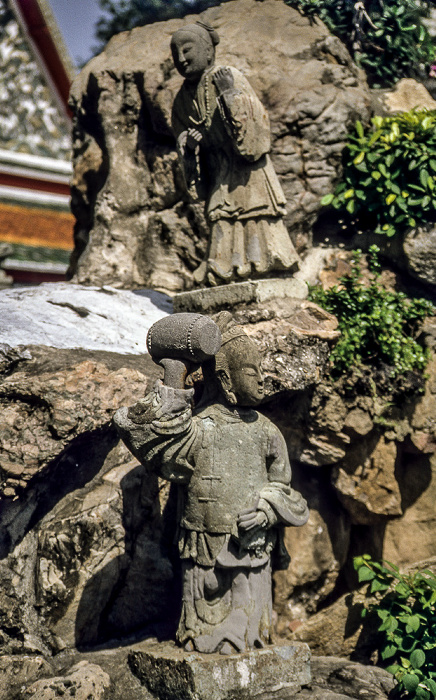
[48,0,107,66]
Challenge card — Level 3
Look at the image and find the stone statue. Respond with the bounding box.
[170,23,300,286]
[114,312,309,654]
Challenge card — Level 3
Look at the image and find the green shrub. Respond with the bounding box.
[322,110,436,238]
[354,555,436,699]
[308,246,434,377]
[285,0,435,87]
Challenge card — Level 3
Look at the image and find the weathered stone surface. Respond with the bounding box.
[290,589,374,659]
[332,435,402,525]
[174,278,309,313]
[22,661,111,700]
[296,656,395,700]
[381,77,436,113]
[383,451,436,567]
[0,281,178,658]
[69,0,371,291]
[0,283,171,353]
[128,642,311,700]
[0,655,54,700]
[403,224,436,290]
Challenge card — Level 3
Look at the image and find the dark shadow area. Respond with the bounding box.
[395,448,433,513]
[75,467,181,650]
[0,426,119,560]
[131,289,173,314]
[67,72,110,280]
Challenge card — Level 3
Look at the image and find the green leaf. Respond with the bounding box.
[381,644,398,660]
[353,151,365,165]
[385,664,401,675]
[407,615,421,633]
[420,170,430,188]
[358,566,376,583]
[402,673,420,692]
[321,193,335,206]
[355,121,364,138]
[425,678,436,694]
[386,194,397,205]
[410,649,426,669]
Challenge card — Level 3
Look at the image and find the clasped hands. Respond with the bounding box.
[237,507,268,533]
[179,67,235,153]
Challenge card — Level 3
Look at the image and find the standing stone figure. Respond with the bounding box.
[171,23,300,286]
[114,312,309,654]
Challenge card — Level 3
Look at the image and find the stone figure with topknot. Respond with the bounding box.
[170,22,300,286]
[114,312,309,654]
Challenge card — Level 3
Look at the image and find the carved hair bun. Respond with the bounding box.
[195,21,220,46]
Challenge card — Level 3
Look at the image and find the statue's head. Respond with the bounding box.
[170,22,219,83]
[212,312,264,407]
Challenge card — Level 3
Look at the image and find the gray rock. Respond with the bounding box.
[0,283,171,353]
[128,642,311,700]
[403,224,436,289]
[68,0,371,292]
[0,655,53,700]
[22,661,111,700]
[303,656,395,700]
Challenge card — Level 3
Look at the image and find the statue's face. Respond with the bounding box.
[226,340,264,407]
[171,31,213,83]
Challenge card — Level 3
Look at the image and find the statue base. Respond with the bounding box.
[173,277,308,314]
[128,642,311,700]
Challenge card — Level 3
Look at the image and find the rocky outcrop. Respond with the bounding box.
[296,656,395,699]
[68,0,371,292]
[379,77,436,114]
[0,281,435,675]
[0,285,175,659]
[22,662,111,700]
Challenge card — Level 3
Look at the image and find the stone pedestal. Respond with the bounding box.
[128,642,311,700]
[173,278,308,314]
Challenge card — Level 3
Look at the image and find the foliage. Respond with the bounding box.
[321,110,436,238]
[285,0,435,87]
[354,555,436,699]
[308,246,434,377]
[94,0,226,50]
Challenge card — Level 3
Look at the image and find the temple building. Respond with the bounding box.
[0,0,74,284]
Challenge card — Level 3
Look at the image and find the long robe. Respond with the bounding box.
[114,382,309,653]
[172,66,299,284]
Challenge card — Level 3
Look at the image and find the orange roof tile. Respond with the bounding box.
[0,202,74,250]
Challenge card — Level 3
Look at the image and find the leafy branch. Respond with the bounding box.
[354,555,436,699]
[308,246,434,377]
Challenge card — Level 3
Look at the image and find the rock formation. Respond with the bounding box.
[68,0,371,293]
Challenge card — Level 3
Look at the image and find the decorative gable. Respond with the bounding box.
[0,0,71,159]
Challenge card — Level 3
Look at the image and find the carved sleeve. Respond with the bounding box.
[258,423,309,528]
[216,67,271,162]
[113,381,198,483]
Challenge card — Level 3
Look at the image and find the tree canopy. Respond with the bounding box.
[94,0,226,52]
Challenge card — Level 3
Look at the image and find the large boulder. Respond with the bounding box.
[0,284,175,657]
[68,0,371,292]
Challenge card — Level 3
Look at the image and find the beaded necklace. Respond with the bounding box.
[188,69,213,129]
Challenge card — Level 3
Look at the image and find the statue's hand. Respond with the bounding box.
[186,127,203,150]
[154,381,193,418]
[237,508,268,532]
[212,67,234,95]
